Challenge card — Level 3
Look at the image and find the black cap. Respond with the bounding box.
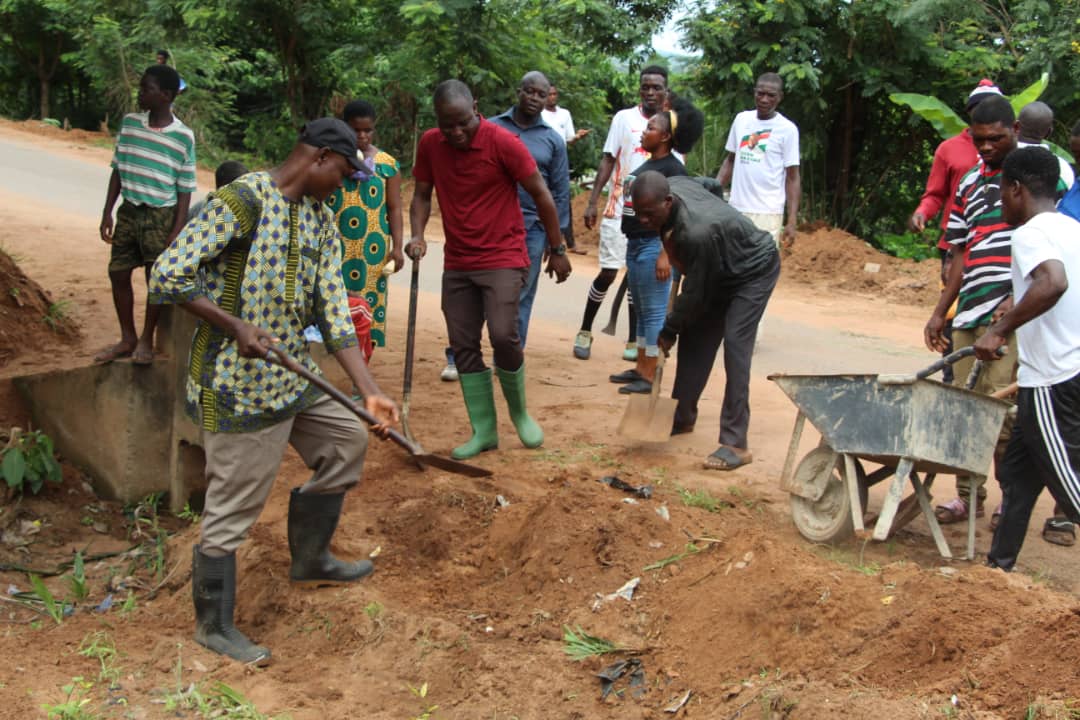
[299,118,364,171]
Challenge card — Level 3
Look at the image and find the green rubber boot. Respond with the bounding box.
[495,364,544,449]
[452,369,499,460]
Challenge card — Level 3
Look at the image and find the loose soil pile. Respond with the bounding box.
[2,446,1079,719]
[781,224,940,306]
[569,193,940,307]
[0,250,79,366]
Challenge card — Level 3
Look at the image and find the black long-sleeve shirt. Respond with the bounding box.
[660,176,778,339]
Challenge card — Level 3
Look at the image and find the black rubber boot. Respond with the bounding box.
[191,546,271,666]
[287,489,374,586]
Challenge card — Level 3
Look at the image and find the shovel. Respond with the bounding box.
[617,278,680,441]
[400,254,420,442]
[265,346,492,478]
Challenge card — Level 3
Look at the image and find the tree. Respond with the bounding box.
[679,0,1080,240]
[0,0,72,119]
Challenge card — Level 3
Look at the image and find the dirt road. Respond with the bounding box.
[1,120,1078,719]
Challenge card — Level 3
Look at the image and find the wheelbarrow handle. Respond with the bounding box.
[915,345,1005,380]
[264,345,418,454]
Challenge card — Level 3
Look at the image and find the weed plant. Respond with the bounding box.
[562,626,619,661]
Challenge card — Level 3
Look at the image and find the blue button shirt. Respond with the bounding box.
[1061,178,1080,222]
[491,108,571,231]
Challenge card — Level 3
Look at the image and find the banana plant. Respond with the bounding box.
[890,72,1070,161]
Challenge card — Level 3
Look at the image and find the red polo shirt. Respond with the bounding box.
[413,118,537,271]
[915,129,979,250]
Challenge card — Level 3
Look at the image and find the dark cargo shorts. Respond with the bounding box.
[108,202,177,273]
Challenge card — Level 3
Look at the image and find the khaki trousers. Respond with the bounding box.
[949,325,1018,503]
[740,212,783,249]
[199,394,368,555]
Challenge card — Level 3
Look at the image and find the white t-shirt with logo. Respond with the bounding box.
[600,106,652,220]
[1011,211,1080,386]
[541,106,575,144]
[725,109,800,214]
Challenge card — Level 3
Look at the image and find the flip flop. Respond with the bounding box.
[93,343,134,364]
[1043,517,1076,547]
[131,347,155,366]
[703,446,752,471]
[933,497,984,524]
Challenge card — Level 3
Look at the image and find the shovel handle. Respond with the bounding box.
[915,345,1005,380]
[403,255,419,397]
[265,345,419,455]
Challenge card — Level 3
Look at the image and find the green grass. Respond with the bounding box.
[677,486,731,513]
[562,626,619,661]
[643,542,703,571]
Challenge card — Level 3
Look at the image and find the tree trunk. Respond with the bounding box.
[37,45,50,119]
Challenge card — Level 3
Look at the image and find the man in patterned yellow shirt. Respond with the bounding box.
[150,118,398,665]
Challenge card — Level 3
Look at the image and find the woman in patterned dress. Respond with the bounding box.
[326,100,405,349]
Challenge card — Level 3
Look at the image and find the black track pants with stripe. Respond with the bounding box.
[988,372,1080,571]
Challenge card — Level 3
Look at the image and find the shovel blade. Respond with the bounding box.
[617,395,678,442]
[414,451,493,478]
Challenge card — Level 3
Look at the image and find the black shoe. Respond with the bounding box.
[609,369,644,384]
[671,422,695,436]
[192,547,271,665]
[288,489,374,586]
[618,378,653,394]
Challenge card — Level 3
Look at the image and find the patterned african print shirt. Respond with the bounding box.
[149,172,356,433]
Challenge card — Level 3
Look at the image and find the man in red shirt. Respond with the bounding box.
[408,80,571,460]
[908,79,1003,382]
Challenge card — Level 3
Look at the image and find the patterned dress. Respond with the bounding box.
[325,150,399,347]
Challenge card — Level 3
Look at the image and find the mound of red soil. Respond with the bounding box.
[569,194,940,308]
[2,442,1078,719]
[0,250,79,366]
[783,225,941,306]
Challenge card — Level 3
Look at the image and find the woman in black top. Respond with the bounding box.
[611,96,704,393]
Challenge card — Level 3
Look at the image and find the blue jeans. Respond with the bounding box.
[626,235,671,357]
[517,222,547,348]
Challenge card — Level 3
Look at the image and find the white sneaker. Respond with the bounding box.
[440,361,459,382]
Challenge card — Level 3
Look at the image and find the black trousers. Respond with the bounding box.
[442,268,527,375]
[671,254,780,449]
[988,372,1080,571]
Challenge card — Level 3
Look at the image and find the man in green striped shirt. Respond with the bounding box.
[97,63,196,365]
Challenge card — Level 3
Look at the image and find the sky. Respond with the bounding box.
[651,3,694,56]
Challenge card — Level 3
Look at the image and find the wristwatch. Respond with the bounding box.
[550,243,567,256]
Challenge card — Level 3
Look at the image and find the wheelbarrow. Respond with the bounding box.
[768,348,1011,560]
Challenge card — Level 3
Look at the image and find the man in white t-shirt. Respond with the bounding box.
[542,85,590,146]
[716,72,801,247]
[573,66,668,361]
[976,146,1080,570]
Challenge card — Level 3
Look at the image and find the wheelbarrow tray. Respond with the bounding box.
[768,374,1010,476]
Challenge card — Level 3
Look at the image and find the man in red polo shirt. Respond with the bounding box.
[407,79,571,460]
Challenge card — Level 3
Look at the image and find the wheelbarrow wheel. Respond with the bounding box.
[789,448,868,544]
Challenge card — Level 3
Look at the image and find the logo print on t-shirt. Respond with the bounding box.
[739,129,771,152]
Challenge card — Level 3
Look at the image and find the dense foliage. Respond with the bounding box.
[1,0,1077,241]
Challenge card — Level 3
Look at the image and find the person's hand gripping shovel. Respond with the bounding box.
[264,346,492,478]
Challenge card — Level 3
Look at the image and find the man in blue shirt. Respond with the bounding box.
[492,71,572,347]
[1060,120,1080,221]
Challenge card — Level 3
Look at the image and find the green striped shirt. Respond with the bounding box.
[111,112,197,207]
